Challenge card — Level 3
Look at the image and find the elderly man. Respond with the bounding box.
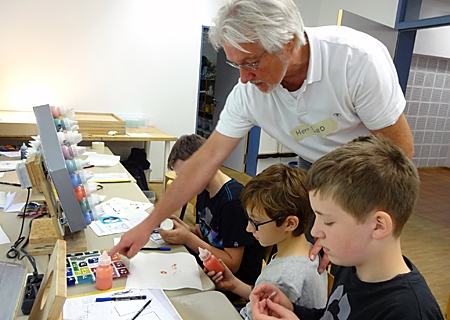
[111,0,413,261]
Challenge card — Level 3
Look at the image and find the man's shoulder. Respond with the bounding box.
[307,25,386,55]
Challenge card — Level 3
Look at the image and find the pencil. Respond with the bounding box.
[131,299,152,320]
[268,291,277,301]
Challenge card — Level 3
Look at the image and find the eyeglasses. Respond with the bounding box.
[226,50,267,71]
[244,210,276,231]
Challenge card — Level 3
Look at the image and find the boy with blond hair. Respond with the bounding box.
[250,136,443,320]
[208,164,328,319]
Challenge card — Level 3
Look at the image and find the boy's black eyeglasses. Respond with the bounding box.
[244,211,275,231]
[226,50,267,71]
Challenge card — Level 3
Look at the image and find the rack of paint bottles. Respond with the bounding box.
[28,105,102,226]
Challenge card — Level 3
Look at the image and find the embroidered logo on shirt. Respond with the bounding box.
[290,117,339,142]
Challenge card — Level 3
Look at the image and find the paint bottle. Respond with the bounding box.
[160,218,174,231]
[56,131,82,146]
[20,143,28,160]
[54,118,78,132]
[61,145,86,160]
[66,159,90,174]
[50,105,74,118]
[198,247,224,274]
[69,171,94,188]
[95,250,113,290]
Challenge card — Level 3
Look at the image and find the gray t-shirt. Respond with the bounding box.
[240,255,328,320]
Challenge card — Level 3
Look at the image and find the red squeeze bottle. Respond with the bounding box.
[198,247,224,273]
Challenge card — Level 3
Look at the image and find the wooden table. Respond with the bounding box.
[81,127,177,190]
[0,158,219,319]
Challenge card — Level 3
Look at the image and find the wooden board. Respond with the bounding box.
[25,153,87,256]
[28,219,87,256]
[29,239,67,320]
[72,112,126,135]
[0,110,38,137]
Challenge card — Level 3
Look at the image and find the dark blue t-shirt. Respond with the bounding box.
[196,178,263,286]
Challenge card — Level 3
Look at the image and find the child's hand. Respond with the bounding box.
[169,214,189,228]
[250,283,293,313]
[159,220,191,245]
[205,259,237,292]
[252,298,299,320]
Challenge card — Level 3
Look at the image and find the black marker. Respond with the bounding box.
[131,299,152,320]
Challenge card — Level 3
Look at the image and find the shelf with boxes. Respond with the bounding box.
[197,78,216,139]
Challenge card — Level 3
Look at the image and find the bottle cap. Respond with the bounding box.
[198,247,211,261]
[57,131,83,145]
[78,170,94,182]
[160,218,174,231]
[65,159,90,173]
[61,118,78,130]
[98,250,111,266]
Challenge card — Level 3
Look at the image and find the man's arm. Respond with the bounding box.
[110,131,242,258]
[370,113,414,158]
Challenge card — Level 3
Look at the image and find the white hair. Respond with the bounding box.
[209,0,306,54]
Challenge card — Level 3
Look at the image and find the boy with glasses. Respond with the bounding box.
[207,164,328,319]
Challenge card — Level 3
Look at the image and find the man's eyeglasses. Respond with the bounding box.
[244,210,276,231]
[226,50,267,71]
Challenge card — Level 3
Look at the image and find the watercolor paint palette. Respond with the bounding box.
[66,250,130,286]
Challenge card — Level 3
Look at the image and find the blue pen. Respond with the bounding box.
[96,295,147,302]
[141,247,171,251]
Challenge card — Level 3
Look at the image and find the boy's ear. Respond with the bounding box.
[371,211,392,240]
[284,215,299,232]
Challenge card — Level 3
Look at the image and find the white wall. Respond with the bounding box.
[414,4,450,59]
[0,0,222,179]
[315,0,399,27]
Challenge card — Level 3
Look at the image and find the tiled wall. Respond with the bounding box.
[405,54,450,167]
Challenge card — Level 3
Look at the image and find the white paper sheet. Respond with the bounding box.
[126,252,203,291]
[0,151,20,157]
[0,191,26,212]
[89,211,149,237]
[85,154,120,167]
[95,197,153,220]
[63,288,181,320]
[127,133,153,138]
[0,226,10,245]
[90,172,132,183]
[0,160,22,171]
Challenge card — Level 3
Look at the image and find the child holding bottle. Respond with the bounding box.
[208,164,328,319]
[158,134,264,302]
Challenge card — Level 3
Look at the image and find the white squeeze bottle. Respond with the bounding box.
[95,251,113,290]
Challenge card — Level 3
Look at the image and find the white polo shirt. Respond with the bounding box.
[215,26,405,163]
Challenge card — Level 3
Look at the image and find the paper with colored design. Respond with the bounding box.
[126,252,202,290]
